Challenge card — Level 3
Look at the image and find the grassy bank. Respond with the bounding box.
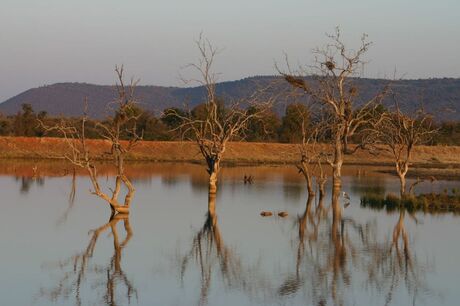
[361,193,460,213]
[2,136,460,167]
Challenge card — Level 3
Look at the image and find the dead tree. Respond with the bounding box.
[372,103,436,197]
[170,35,273,194]
[289,100,330,198]
[42,66,141,215]
[281,27,388,190]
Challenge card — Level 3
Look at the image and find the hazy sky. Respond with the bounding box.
[1,0,459,101]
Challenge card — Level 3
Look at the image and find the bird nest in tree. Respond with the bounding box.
[325,61,335,70]
[284,75,309,91]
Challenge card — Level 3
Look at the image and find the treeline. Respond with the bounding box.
[1,103,460,145]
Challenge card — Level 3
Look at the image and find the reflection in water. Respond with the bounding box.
[370,210,427,305]
[40,213,136,306]
[279,188,433,306]
[175,182,435,305]
[16,176,45,194]
[350,175,386,198]
[283,184,304,201]
[279,194,326,297]
[358,204,432,305]
[1,162,454,305]
[56,169,77,226]
[180,193,242,306]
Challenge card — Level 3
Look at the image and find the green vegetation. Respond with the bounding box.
[361,192,460,213]
[2,103,459,145]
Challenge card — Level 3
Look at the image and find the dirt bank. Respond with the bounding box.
[1,136,460,167]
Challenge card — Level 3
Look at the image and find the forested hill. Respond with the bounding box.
[1,76,459,121]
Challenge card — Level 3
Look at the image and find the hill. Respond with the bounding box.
[1,76,459,121]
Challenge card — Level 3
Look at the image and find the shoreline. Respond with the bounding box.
[2,136,460,169]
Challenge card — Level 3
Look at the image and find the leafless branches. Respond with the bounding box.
[280,27,389,189]
[168,35,274,194]
[371,97,437,196]
[292,102,329,197]
[40,66,141,214]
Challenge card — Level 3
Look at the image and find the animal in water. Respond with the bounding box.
[244,174,254,184]
[342,191,350,201]
[260,211,273,217]
[278,211,288,218]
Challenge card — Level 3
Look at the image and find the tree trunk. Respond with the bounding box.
[343,134,350,155]
[332,132,344,190]
[299,195,314,242]
[331,182,345,293]
[299,162,315,197]
[399,174,406,198]
[208,192,216,218]
[331,184,342,227]
[396,162,409,197]
[306,177,315,197]
[209,172,218,194]
[208,159,220,194]
[318,177,326,199]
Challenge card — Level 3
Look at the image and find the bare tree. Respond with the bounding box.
[42,66,141,215]
[372,102,436,197]
[288,100,329,198]
[169,35,273,194]
[281,27,388,190]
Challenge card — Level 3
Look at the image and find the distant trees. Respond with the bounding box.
[434,121,460,145]
[6,103,46,136]
[1,101,458,146]
[245,106,280,142]
[279,103,309,143]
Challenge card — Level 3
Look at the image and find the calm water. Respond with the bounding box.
[1,161,460,306]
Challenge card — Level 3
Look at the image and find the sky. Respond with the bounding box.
[0,0,459,101]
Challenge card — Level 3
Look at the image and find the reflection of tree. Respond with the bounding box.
[364,209,430,306]
[40,214,137,306]
[350,175,386,198]
[180,193,245,306]
[280,188,432,306]
[56,168,77,226]
[16,176,45,194]
[279,194,326,297]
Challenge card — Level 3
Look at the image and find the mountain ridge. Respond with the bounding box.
[1,76,459,121]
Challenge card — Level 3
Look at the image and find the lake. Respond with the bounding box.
[1,161,459,306]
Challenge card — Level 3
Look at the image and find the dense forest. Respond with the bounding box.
[2,103,460,145]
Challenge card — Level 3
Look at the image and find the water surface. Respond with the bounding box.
[1,161,459,306]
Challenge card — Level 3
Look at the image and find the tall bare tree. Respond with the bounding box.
[170,35,273,194]
[42,66,141,214]
[281,27,388,190]
[372,102,436,196]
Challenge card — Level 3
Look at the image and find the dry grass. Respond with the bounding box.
[1,136,460,166]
